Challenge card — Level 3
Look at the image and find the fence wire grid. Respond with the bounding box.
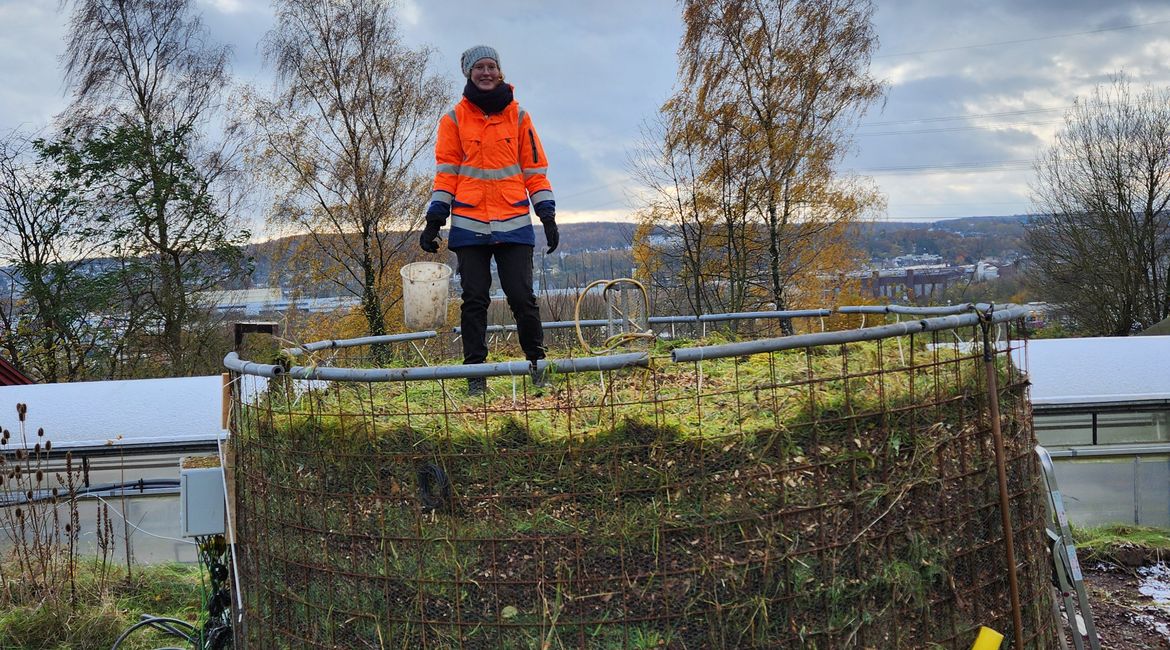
[227,313,1055,649]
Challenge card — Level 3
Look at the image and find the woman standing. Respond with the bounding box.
[420,45,558,395]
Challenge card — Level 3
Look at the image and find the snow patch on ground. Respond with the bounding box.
[1138,563,1170,641]
[1139,564,1170,603]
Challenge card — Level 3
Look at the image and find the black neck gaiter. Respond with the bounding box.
[463,80,514,115]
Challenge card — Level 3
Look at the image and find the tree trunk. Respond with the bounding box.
[767,186,793,336]
[360,228,388,361]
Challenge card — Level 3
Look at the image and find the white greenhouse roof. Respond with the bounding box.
[1021,337,1170,406]
[0,375,225,450]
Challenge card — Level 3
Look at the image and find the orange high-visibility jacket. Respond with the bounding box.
[430,94,554,249]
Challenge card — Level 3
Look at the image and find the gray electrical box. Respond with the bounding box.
[179,457,226,538]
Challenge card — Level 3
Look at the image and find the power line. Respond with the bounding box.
[876,18,1170,58]
[860,107,1070,127]
[856,119,1063,137]
[892,200,1030,207]
[853,159,1035,175]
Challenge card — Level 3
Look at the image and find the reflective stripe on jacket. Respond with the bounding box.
[431,94,554,249]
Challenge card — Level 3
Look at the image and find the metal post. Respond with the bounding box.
[620,285,631,334]
[980,308,1025,649]
[1134,456,1141,525]
[606,291,616,339]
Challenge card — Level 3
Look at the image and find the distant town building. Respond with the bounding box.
[199,287,361,315]
[857,266,967,302]
[891,253,943,267]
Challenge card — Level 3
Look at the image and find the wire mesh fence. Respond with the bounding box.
[227,309,1055,649]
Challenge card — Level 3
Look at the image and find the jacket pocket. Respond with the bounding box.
[499,178,529,209]
[453,183,483,210]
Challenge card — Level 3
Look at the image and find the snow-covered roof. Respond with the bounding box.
[1021,337,1170,406]
[0,375,225,450]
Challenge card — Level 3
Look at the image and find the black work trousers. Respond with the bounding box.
[455,243,545,365]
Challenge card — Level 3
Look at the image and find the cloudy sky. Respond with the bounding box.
[3,0,1170,229]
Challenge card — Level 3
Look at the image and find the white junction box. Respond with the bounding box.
[180,456,226,538]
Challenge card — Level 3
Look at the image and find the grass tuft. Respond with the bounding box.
[0,560,202,650]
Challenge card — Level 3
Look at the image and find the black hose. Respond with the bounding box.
[110,615,196,649]
[416,462,451,513]
[0,478,180,507]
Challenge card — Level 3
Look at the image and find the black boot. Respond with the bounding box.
[467,377,486,397]
[529,361,547,388]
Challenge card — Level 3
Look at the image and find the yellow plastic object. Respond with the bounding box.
[970,626,1004,650]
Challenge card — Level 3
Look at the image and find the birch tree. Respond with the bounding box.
[1029,76,1170,335]
[246,0,449,340]
[0,133,118,381]
[51,0,249,375]
[678,0,883,332]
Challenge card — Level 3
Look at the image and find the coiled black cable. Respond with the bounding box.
[416,462,451,513]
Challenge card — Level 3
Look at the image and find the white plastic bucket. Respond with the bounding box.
[400,262,453,331]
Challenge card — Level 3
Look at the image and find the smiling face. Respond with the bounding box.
[469,58,502,91]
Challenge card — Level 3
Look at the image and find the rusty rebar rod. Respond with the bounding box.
[981,306,1025,649]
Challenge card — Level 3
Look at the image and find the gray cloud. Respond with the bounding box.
[3,0,1170,223]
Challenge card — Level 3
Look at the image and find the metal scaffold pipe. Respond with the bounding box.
[224,351,649,382]
[283,330,437,356]
[454,309,831,334]
[670,306,1029,363]
[696,309,831,322]
[836,303,994,316]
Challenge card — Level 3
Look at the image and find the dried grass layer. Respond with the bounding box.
[230,340,1056,649]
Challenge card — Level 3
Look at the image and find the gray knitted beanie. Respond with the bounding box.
[461,45,500,78]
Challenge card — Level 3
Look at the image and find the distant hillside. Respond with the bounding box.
[857,215,1029,263]
[236,221,637,291]
[209,216,1033,293]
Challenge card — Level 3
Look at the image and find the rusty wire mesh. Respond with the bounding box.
[227,316,1055,649]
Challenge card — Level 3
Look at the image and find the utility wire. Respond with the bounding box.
[853,159,1035,175]
[876,18,1170,58]
[89,493,197,546]
[857,120,1064,137]
[861,107,1071,127]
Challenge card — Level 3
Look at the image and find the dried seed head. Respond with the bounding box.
[14,507,22,520]
[25,490,32,500]
[64,523,71,533]
[16,403,26,421]
[35,470,43,483]
[51,487,58,497]
[44,440,51,452]
[14,466,21,478]
[14,449,23,461]
[37,428,43,437]
[33,443,40,455]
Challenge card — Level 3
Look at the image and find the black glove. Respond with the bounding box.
[536,202,558,253]
[540,217,558,253]
[419,218,442,253]
[420,201,448,253]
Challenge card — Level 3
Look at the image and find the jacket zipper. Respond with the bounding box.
[528,129,538,164]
